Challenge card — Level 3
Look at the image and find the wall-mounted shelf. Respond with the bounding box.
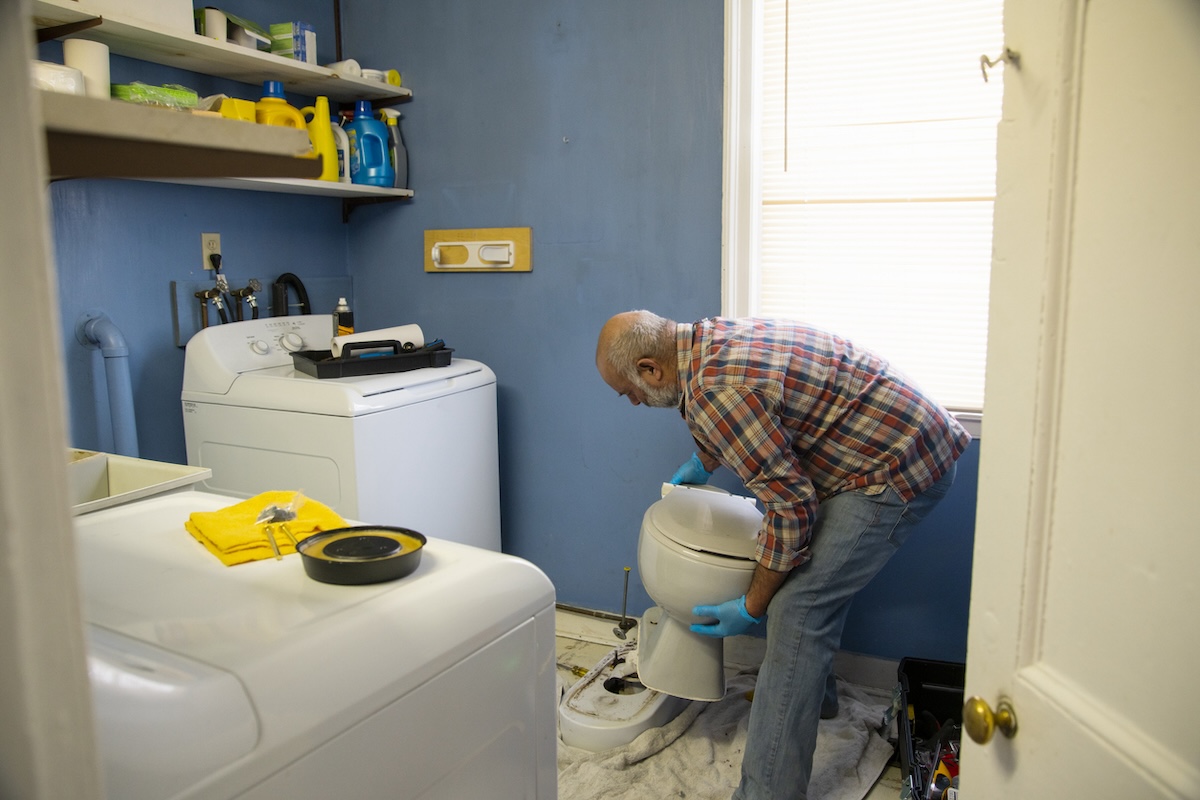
[40,90,319,180]
[159,177,413,199]
[32,0,412,209]
[150,175,415,220]
[32,0,411,105]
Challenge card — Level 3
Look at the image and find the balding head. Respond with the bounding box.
[595,310,681,408]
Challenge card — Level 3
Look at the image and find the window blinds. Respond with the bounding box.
[756,0,1004,411]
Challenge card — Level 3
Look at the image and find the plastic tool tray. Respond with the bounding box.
[897,657,965,800]
[292,340,453,379]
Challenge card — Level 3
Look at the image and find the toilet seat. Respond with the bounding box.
[642,485,760,561]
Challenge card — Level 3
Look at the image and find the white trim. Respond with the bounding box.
[721,0,761,318]
[0,1,102,796]
[954,411,982,439]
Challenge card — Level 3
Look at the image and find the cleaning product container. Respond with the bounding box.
[330,121,351,182]
[345,100,394,187]
[256,80,305,129]
[300,96,338,181]
[379,108,408,190]
[332,297,353,337]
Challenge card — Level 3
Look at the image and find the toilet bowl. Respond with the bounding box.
[559,643,690,752]
[636,484,761,702]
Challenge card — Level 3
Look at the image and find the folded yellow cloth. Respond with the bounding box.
[185,490,348,566]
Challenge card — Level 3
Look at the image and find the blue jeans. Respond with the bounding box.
[733,464,957,800]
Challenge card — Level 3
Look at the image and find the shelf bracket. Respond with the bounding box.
[341,195,409,223]
[38,16,104,44]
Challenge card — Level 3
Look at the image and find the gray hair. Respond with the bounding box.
[605,310,677,382]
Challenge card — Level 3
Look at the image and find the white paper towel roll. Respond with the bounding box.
[202,8,228,41]
[331,324,424,357]
[63,39,109,100]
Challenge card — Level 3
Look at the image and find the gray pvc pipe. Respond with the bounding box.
[76,311,139,458]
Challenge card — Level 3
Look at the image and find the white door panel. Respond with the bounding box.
[964,0,1200,796]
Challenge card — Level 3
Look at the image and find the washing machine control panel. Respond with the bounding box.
[188,315,333,379]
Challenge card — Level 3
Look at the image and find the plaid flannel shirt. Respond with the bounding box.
[678,318,970,572]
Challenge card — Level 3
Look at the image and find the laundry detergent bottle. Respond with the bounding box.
[255,80,305,129]
[345,100,394,187]
[300,96,338,181]
[330,120,351,183]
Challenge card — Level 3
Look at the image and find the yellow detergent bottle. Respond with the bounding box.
[255,80,305,129]
[300,95,339,181]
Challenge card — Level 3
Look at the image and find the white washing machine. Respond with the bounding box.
[181,315,500,551]
[79,490,557,800]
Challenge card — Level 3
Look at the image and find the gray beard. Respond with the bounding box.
[635,377,682,409]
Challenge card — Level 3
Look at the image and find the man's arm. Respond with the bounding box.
[744,562,790,619]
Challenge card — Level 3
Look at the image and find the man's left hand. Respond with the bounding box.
[690,595,763,638]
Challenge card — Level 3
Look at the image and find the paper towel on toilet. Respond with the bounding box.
[331,324,424,357]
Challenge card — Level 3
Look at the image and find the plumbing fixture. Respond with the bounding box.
[75,311,138,457]
[229,279,262,321]
[613,566,637,639]
[272,272,311,316]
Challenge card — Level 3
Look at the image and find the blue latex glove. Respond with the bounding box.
[670,452,712,485]
[690,595,763,638]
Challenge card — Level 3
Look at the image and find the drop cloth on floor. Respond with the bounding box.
[558,671,894,800]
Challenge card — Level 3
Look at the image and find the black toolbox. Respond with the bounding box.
[292,341,453,379]
[897,658,965,800]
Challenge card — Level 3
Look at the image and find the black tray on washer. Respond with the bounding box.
[292,340,453,379]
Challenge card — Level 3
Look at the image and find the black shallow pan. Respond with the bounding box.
[297,526,426,585]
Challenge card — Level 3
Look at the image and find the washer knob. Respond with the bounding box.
[250,340,271,355]
[280,332,305,352]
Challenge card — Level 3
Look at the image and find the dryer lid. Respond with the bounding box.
[643,485,761,559]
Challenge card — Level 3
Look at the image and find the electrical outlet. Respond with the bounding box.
[201,233,221,270]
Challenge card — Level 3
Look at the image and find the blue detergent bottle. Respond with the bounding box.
[345,100,395,187]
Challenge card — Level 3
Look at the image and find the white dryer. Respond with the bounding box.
[182,315,500,551]
[78,491,557,800]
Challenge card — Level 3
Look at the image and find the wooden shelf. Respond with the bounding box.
[32,0,411,105]
[40,91,320,180]
[32,1,411,205]
[157,176,413,198]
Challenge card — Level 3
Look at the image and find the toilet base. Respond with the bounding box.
[637,605,728,702]
[559,643,689,752]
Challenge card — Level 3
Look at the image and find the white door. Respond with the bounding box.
[963,0,1200,797]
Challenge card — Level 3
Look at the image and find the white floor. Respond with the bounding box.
[554,607,905,800]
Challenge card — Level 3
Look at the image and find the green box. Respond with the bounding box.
[111,82,198,109]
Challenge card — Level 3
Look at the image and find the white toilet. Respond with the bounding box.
[636,484,761,702]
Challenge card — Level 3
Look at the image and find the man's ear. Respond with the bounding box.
[636,357,665,385]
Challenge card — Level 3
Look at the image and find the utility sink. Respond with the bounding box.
[68,449,211,514]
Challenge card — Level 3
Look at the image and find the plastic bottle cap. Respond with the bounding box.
[355,100,373,118]
[262,80,286,98]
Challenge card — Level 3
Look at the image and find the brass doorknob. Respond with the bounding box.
[963,696,1019,745]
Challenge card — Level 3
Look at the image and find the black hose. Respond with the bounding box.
[273,272,311,316]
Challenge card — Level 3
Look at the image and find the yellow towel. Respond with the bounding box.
[185,490,348,566]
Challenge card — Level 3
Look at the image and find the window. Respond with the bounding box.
[723,0,1005,421]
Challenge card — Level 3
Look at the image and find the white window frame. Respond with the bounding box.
[721,0,984,438]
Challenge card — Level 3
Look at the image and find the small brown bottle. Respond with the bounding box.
[333,297,354,338]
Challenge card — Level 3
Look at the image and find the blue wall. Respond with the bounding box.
[42,0,976,663]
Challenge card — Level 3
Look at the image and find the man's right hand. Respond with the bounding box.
[670,452,712,485]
